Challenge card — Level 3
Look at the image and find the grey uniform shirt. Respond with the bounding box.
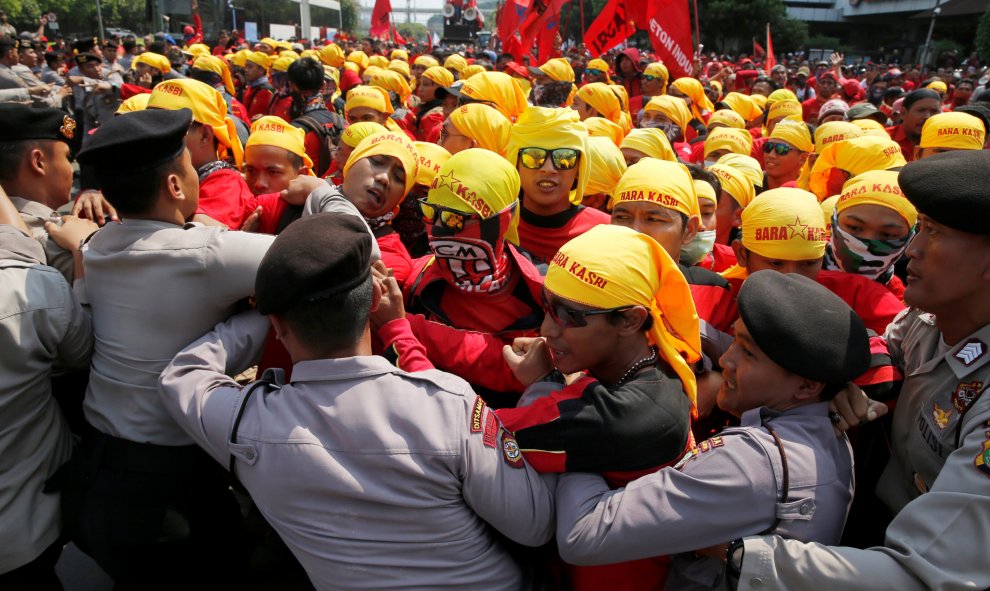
[159,310,556,590]
[0,226,92,573]
[738,308,990,590]
[10,196,74,282]
[557,403,854,590]
[80,219,273,445]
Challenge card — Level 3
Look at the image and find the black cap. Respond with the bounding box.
[74,52,101,66]
[846,102,888,125]
[0,35,18,52]
[899,150,990,235]
[0,104,77,142]
[737,271,870,384]
[955,104,990,135]
[255,213,372,315]
[77,108,191,171]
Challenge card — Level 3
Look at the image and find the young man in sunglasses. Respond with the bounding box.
[761,119,814,190]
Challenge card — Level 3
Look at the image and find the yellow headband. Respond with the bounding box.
[583,116,625,147]
[506,106,590,205]
[545,224,701,414]
[838,169,917,226]
[716,153,764,190]
[577,82,622,124]
[148,78,243,167]
[246,51,271,71]
[340,121,388,149]
[116,93,150,114]
[707,109,745,129]
[412,141,451,187]
[586,58,613,83]
[345,85,394,116]
[814,121,863,154]
[343,131,420,197]
[741,188,827,260]
[585,136,627,197]
[919,112,985,150]
[721,92,763,121]
[671,77,714,121]
[422,65,454,88]
[644,95,692,131]
[809,136,907,201]
[428,147,521,243]
[371,69,411,105]
[611,158,699,219]
[444,53,468,73]
[319,44,345,67]
[694,178,717,204]
[537,57,575,82]
[388,59,411,78]
[132,52,171,74]
[620,128,677,162]
[193,54,236,96]
[414,55,439,68]
[768,99,802,122]
[704,127,753,159]
[768,119,813,153]
[708,163,755,208]
[460,72,528,122]
[246,116,313,171]
[449,103,511,157]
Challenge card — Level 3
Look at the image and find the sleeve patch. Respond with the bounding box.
[500,428,524,469]
[483,410,499,448]
[470,396,486,433]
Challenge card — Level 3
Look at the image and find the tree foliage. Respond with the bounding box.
[976,5,990,61]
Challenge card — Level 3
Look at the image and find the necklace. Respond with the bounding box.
[614,346,658,388]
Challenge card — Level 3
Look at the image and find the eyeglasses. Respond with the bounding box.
[418,198,481,232]
[541,290,634,328]
[518,147,581,170]
[585,68,603,77]
[762,141,797,156]
[643,74,664,82]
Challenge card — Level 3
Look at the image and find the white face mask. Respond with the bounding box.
[679,230,717,266]
[703,159,719,169]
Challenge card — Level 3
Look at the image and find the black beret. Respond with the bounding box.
[737,271,870,384]
[0,35,18,52]
[72,37,97,53]
[954,104,990,135]
[74,52,101,66]
[76,108,191,171]
[255,213,372,315]
[0,104,77,142]
[899,150,990,235]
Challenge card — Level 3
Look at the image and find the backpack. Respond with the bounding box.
[291,109,345,177]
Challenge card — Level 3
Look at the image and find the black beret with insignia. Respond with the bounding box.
[737,271,871,384]
[255,213,373,315]
[72,36,98,54]
[0,104,77,142]
[76,108,191,171]
[0,35,18,53]
[898,150,990,235]
[74,52,102,67]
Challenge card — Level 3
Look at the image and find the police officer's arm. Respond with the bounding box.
[205,230,275,306]
[302,182,382,260]
[736,404,990,591]
[556,431,777,566]
[460,399,556,547]
[158,310,271,464]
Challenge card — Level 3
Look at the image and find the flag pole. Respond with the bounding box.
[692,0,700,52]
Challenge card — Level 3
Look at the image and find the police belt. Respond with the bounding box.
[82,428,208,476]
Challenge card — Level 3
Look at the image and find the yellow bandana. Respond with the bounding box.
[459,72,528,122]
[116,93,150,114]
[716,153,764,190]
[585,136,627,197]
[545,224,701,413]
[577,82,622,124]
[851,118,890,137]
[919,112,985,150]
[506,106,590,205]
[246,51,271,71]
[706,109,745,130]
[132,52,171,74]
[620,128,677,162]
[371,69,412,105]
[192,54,236,95]
[671,77,714,122]
[644,95,692,131]
[427,147,521,243]
[340,121,388,149]
[444,53,468,73]
[347,50,370,71]
[343,131,420,197]
[768,99,802,122]
[271,54,296,73]
[413,141,451,187]
[148,78,243,167]
[345,85,394,116]
[388,59,411,78]
[414,55,439,68]
[537,57,575,82]
[186,43,210,57]
[246,116,313,172]
[449,103,511,156]
[720,92,763,122]
[809,136,907,201]
[768,119,813,153]
[814,121,863,154]
[368,55,389,69]
[318,44,344,67]
[736,188,827,264]
[643,62,669,93]
[228,49,250,68]
[390,49,408,61]
[461,64,487,80]
[586,58,613,83]
[422,65,454,88]
[837,169,917,226]
[704,127,753,159]
[694,178,717,204]
[708,163,756,208]
[583,116,625,146]
[612,158,699,218]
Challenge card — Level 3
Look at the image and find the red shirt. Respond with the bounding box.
[268,94,293,121]
[242,84,274,120]
[377,230,413,287]
[516,205,611,266]
[801,95,828,123]
[196,168,258,230]
[886,124,916,162]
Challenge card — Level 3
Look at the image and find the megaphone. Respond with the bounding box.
[442,3,456,18]
[463,6,478,20]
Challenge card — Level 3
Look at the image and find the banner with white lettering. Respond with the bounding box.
[645,0,693,79]
[582,0,636,58]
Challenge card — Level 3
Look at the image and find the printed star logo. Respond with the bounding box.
[434,171,458,192]
[787,216,809,240]
[955,339,986,366]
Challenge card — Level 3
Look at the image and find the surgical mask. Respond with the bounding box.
[824,210,914,281]
[680,230,717,266]
[643,120,682,143]
[703,159,719,169]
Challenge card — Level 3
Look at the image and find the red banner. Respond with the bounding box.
[583,0,636,57]
[392,24,407,45]
[498,0,528,60]
[765,23,777,71]
[645,0,693,79]
[370,0,392,38]
[519,0,568,63]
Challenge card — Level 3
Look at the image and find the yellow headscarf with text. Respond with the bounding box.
[449,103,511,157]
[620,128,677,162]
[148,78,242,167]
[247,116,314,174]
[506,106,590,205]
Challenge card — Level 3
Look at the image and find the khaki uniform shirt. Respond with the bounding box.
[738,308,990,590]
[159,311,556,590]
[11,196,74,282]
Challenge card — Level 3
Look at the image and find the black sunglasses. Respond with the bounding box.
[418,198,481,232]
[541,289,633,328]
[518,147,580,170]
[585,68,604,77]
[762,141,797,156]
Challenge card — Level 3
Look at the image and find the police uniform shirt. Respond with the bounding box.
[9,195,74,282]
[0,226,91,573]
[158,310,556,590]
[555,402,854,590]
[80,220,274,445]
[736,307,990,590]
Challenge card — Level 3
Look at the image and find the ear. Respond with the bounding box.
[199,124,215,145]
[795,377,826,402]
[164,171,186,203]
[370,274,383,312]
[681,214,700,246]
[732,239,748,268]
[27,147,46,176]
[616,305,650,336]
[270,314,289,342]
[913,146,922,160]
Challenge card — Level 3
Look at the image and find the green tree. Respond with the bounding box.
[976,5,990,61]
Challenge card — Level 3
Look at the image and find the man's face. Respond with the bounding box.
[80,60,102,78]
[717,319,805,418]
[736,246,823,281]
[340,154,406,218]
[903,98,942,141]
[771,68,787,86]
[955,82,974,102]
[438,117,472,155]
[570,95,596,120]
[610,201,692,258]
[903,214,990,315]
[539,290,628,377]
[37,141,75,209]
[817,76,838,99]
[19,48,38,68]
[415,75,438,102]
[346,107,386,125]
[244,145,303,195]
[244,61,265,82]
[763,140,808,180]
[517,149,579,214]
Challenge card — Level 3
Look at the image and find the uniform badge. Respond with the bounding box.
[59,116,76,140]
[954,339,986,367]
[975,438,990,479]
[469,396,485,433]
[932,402,952,430]
[482,412,498,449]
[500,430,524,469]
[952,381,983,415]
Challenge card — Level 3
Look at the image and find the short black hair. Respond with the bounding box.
[282,275,373,352]
[95,154,185,215]
[883,86,904,101]
[956,79,975,88]
[903,88,940,111]
[288,57,324,92]
[0,140,43,183]
[685,163,721,202]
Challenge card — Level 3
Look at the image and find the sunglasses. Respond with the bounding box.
[643,74,664,82]
[762,141,797,156]
[418,198,481,232]
[541,290,634,328]
[519,147,580,170]
[585,68,604,77]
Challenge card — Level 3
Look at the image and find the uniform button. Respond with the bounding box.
[799,503,811,515]
[750,577,764,587]
[243,450,255,461]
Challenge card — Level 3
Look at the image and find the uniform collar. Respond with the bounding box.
[944,323,990,378]
[289,355,401,383]
[740,401,830,427]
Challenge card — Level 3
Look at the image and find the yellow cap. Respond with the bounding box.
[132,52,171,74]
[768,119,813,153]
[583,116,625,147]
[506,106,590,205]
[427,147,521,243]
[344,130,420,197]
[412,141,451,187]
[919,111,985,150]
[612,157,699,219]
[704,127,753,159]
[246,116,313,171]
[707,109,746,130]
[148,78,243,167]
[345,85,394,116]
[192,54,236,96]
[644,95,692,131]
[837,169,917,227]
[576,82,622,124]
[545,224,701,414]
[620,128,676,162]
[809,136,907,201]
[449,103,511,157]
[585,136,626,196]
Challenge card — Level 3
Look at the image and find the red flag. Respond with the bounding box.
[765,23,777,72]
[370,0,391,38]
[644,0,693,79]
[498,0,528,60]
[753,38,765,58]
[519,0,568,63]
[583,0,636,58]
[392,24,407,45]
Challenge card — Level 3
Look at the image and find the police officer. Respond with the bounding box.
[158,213,556,591]
[554,270,871,590]
[732,150,990,590]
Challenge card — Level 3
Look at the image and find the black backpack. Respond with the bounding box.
[291,109,346,177]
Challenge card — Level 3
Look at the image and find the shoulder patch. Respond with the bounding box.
[483,411,499,448]
[470,396,486,433]
[952,381,984,415]
[975,431,990,479]
[500,429,524,468]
